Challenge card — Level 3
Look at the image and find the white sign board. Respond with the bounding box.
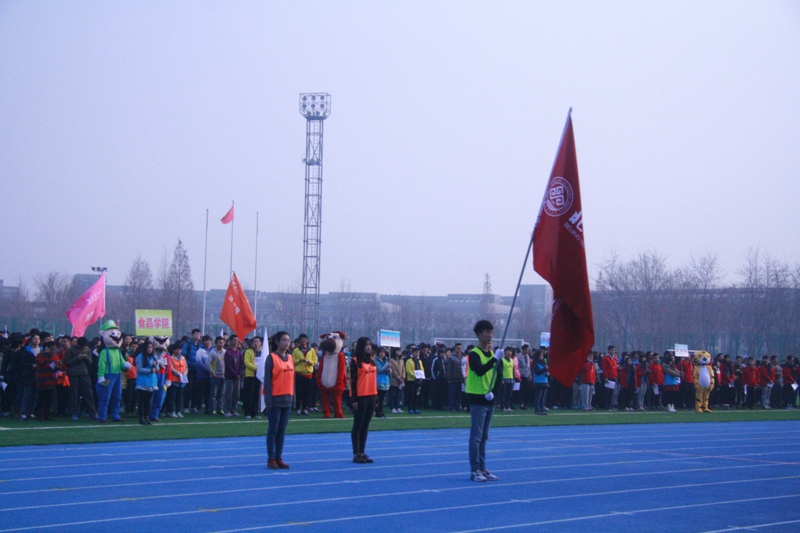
[378,329,401,348]
[674,343,690,358]
[540,332,551,348]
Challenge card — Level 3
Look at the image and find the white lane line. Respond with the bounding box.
[208,491,800,533]
[3,440,798,490]
[2,469,798,532]
[700,519,800,532]
[1,459,797,515]
[451,494,800,532]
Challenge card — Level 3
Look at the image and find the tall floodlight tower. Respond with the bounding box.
[299,93,331,334]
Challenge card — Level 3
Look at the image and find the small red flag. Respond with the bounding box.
[219,272,256,339]
[221,204,234,224]
[532,112,595,387]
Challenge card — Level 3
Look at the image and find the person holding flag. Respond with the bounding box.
[465,319,502,482]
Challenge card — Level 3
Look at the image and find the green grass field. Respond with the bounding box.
[1,408,797,447]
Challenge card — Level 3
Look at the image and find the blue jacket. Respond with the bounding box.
[182,340,200,370]
[375,357,390,391]
[532,360,549,385]
[135,353,158,389]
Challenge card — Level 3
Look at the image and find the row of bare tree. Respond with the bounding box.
[4,245,798,356]
[594,250,800,356]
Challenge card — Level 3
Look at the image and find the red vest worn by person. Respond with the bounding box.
[357,363,377,397]
[271,353,295,396]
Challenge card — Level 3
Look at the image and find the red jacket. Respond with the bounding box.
[634,364,645,389]
[649,363,664,386]
[741,366,759,387]
[681,358,694,383]
[759,365,775,386]
[601,355,618,381]
[580,361,596,385]
[783,366,796,385]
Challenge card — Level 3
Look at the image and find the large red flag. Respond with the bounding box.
[219,272,256,339]
[221,204,234,224]
[65,272,106,337]
[533,112,594,387]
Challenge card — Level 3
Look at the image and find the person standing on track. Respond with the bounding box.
[350,337,378,464]
[264,331,294,470]
[466,319,502,482]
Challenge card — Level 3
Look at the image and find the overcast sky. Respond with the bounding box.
[1,1,798,298]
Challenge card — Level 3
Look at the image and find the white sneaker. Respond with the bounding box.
[471,470,487,482]
[168,412,177,418]
[177,412,184,418]
[481,469,499,481]
[245,415,251,419]
[296,409,301,415]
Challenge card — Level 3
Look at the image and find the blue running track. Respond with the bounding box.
[0,420,798,532]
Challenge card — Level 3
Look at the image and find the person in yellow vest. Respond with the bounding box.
[466,320,502,482]
[292,334,317,415]
[350,337,377,463]
[501,347,516,412]
[264,331,294,470]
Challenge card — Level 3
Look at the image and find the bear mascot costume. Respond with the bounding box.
[96,320,131,423]
[148,335,170,421]
[693,350,715,413]
[316,332,347,418]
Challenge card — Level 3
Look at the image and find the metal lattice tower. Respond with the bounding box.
[299,93,331,334]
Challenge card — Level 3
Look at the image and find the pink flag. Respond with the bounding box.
[66,273,106,337]
[221,204,234,224]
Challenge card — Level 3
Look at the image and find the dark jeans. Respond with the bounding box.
[69,376,97,417]
[534,384,548,412]
[166,383,184,413]
[243,376,262,417]
[405,381,419,411]
[351,396,376,455]
[448,381,462,411]
[185,368,197,410]
[267,407,291,459]
[388,385,402,409]
[376,390,387,416]
[469,404,494,472]
[195,376,211,413]
[124,379,137,415]
[295,375,312,411]
[138,389,154,421]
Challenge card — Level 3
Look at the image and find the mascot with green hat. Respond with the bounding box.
[96,320,131,423]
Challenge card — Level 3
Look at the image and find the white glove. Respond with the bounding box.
[485,392,494,401]
[97,377,106,385]
[123,362,132,370]
[492,351,502,361]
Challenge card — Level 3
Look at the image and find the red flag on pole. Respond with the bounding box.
[219,272,257,339]
[532,112,595,387]
[221,204,234,224]
[65,272,107,337]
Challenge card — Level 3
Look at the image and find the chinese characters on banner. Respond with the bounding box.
[134,309,174,337]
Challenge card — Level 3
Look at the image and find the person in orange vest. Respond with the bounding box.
[264,331,294,470]
[349,337,377,464]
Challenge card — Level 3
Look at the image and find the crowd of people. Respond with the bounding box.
[1,328,797,424]
[2,324,796,483]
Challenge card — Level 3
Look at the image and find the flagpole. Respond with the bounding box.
[202,209,209,335]
[229,201,234,281]
[254,211,259,322]
[486,234,533,394]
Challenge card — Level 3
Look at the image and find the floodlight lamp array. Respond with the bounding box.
[299,93,331,119]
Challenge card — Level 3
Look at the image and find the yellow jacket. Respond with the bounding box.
[292,347,317,377]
